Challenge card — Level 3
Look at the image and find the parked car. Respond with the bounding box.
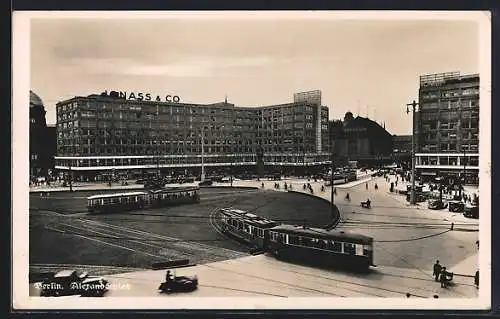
[428,199,447,210]
[464,204,479,219]
[199,180,213,186]
[448,200,465,213]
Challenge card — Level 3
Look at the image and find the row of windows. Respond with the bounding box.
[420,119,479,130]
[223,218,266,238]
[420,87,480,100]
[58,101,325,117]
[269,231,368,256]
[55,154,331,167]
[421,131,479,140]
[417,155,479,166]
[420,144,479,153]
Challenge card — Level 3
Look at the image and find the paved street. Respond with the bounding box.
[28,173,479,299]
[232,174,478,275]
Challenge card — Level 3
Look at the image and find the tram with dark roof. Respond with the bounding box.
[87,186,200,214]
[267,224,374,271]
[217,208,374,271]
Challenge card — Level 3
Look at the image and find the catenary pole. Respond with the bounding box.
[406,100,419,205]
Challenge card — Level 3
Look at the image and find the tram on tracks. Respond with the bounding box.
[218,208,374,271]
[219,208,279,248]
[87,186,200,214]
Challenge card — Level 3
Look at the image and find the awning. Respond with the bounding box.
[421,172,437,176]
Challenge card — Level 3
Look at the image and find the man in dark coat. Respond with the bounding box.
[433,260,442,282]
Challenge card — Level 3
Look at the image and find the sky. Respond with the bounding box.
[30,14,480,135]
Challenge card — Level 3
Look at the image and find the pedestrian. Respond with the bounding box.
[433,260,442,282]
[440,267,450,288]
[476,240,479,249]
[366,182,368,190]
[474,270,479,288]
[450,222,454,231]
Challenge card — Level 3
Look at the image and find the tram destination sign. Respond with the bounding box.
[105,90,181,103]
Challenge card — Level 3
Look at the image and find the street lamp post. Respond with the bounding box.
[230,138,234,187]
[330,149,335,206]
[68,162,73,192]
[463,146,467,187]
[200,125,205,182]
[405,100,419,205]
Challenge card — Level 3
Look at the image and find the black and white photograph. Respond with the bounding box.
[12,11,491,309]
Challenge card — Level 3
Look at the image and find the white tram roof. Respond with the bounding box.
[270,224,373,243]
[87,192,148,200]
[149,186,199,194]
[221,208,277,226]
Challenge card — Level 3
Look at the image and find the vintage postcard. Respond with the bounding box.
[12,10,491,310]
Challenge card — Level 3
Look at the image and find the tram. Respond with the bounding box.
[267,224,374,271]
[219,208,279,248]
[87,192,149,213]
[217,208,374,271]
[87,186,200,214]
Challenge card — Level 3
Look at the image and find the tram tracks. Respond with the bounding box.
[36,209,248,267]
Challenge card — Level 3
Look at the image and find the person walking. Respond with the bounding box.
[440,267,451,288]
[433,260,442,282]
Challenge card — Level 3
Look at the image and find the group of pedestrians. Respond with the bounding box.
[433,260,479,289]
[433,260,454,288]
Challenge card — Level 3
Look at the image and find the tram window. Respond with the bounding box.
[244,224,250,233]
[355,244,364,256]
[300,236,312,247]
[270,231,277,242]
[328,241,342,252]
[238,221,243,230]
[288,235,299,245]
[257,228,263,238]
[317,240,327,249]
[344,243,356,255]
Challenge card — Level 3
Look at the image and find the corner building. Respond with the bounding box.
[54,91,330,180]
[416,72,479,184]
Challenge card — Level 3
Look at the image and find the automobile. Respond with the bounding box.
[406,192,427,203]
[78,277,109,297]
[39,270,89,297]
[158,274,198,293]
[464,204,479,219]
[448,200,465,213]
[199,180,213,186]
[428,199,448,210]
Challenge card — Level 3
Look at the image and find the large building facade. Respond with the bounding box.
[30,91,55,178]
[54,90,330,180]
[330,112,393,167]
[416,72,480,184]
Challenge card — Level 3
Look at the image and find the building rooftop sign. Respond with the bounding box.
[419,71,461,87]
[103,90,181,103]
[293,90,322,105]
